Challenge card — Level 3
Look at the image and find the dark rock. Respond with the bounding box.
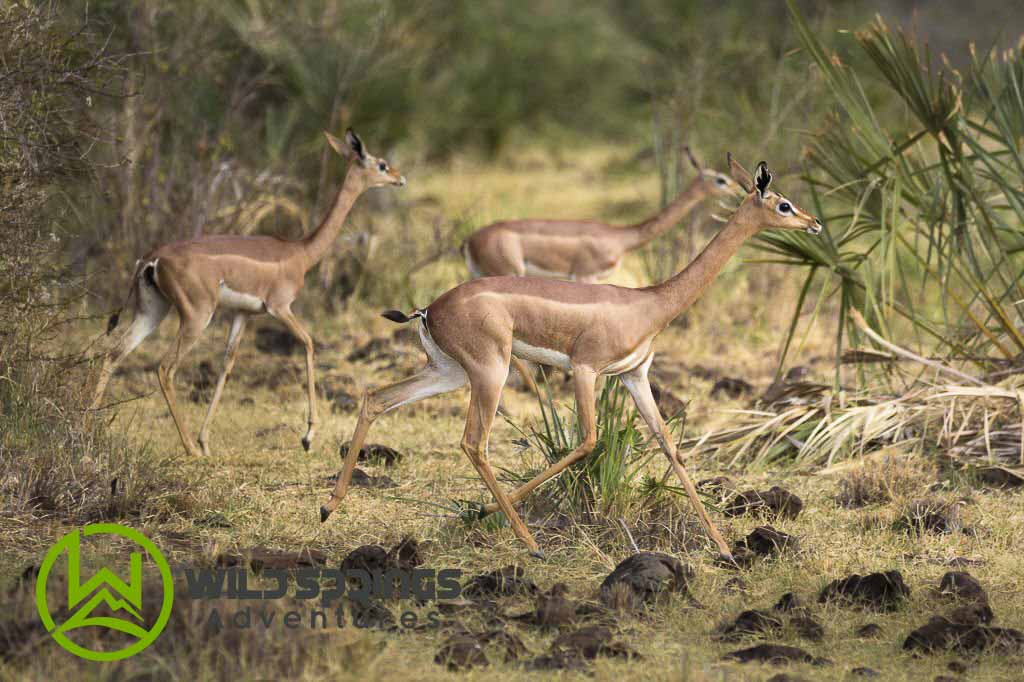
[818,571,910,611]
[950,602,994,626]
[724,487,804,520]
[855,623,882,637]
[387,536,423,572]
[254,326,300,356]
[188,360,216,402]
[599,552,692,609]
[903,616,1024,655]
[722,643,829,666]
[650,380,687,417]
[938,571,988,605]
[349,599,396,631]
[349,467,396,489]
[323,385,358,412]
[340,545,390,574]
[340,441,402,466]
[728,525,799,566]
[346,337,391,363]
[711,376,754,399]
[462,566,537,599]
[434,628,527,670]
[974,466,1024,489]
[714,610,783,642]
[773,593,801,612]
[947,661,969,674]
[510,583,577,629]
[523,651,589,671]
[551,625,639,660]
[894,499,963,535]
[851,667,881,677]
[790,615,824,642]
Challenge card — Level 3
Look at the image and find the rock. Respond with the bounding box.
[722,643,829,666]
[346,337,391,362]
[894,499,963,535]
[434,629,528,670]
[724,487,804,519]
[938,571,988,605]
[855,623,882,637]
[323,385,358,412]
[728,525,799,565]
[851,667,881,677]
[254,326,300,356]
[903,616,1024,655]
[386,536,424,572]
[348,599,396,631]
[462,566,538,599]
[947,661,969,674]
[790,615,824,642]
[551,625,639,660]
[773,593,801,612]
[339,441,402,466]
[347,467,396,489]
[650,380,687,417]
[523,651,589,671]
[510,583,576,629]
[711,377,754,399]
[340,545,390,574]
[950,602,994,625]
[598,552,692,609]
[974,466,1024,489]
[714,610,783,642]
[818,571,910,611]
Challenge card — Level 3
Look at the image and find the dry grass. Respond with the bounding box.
[2,149,1023,681]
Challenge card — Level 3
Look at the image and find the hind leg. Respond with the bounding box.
[157,312,211,458]
[91,279,170,409]
[321,360,468,521]
[197,313,247,457]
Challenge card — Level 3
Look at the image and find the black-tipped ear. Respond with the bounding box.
[346,128,366,160]
[381,310,410,323]
[683,146,702,172]
[754,161,772,198]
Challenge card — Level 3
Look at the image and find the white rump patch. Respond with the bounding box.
[218,281,265,313]
[512,339,572,370]
[376,317,468,413]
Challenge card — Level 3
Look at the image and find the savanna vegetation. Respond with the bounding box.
[2,1,1023,680]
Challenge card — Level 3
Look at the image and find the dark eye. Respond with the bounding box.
[715,178,727,186]
[378,161,388,172]
[778,202,792,214]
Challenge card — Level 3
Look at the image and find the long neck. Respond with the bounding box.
[622,179,706,249]
[644,207,759,330]
[300,162,364,270]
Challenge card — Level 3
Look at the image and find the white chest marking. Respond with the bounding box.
[218,281,265,313]
[512,339,572,370]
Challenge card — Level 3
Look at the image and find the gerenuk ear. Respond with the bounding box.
[345,128,366,160]
[684,146,702,172]
[754,161,772,199]
[727,153,754,194]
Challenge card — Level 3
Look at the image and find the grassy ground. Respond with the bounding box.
[2,149,1022,681]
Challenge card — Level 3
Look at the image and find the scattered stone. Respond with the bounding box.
[346,337,391,363]
[188,360,216,402]
[254,326,300,356]
[947,661,969,674]
[599,552,692,609]
[387,536,424,572]
[434,628,527,670]
[509,583,577,629]
[903,616,1024,655]
[523,651,589,672]
[463,566,538,599]
[339,441,402,466]
[551,625,639,660]
[722,643,829,666]
[724,487,804,520]
[323,385,358,412]
[855,623,882,638]
[766,675,809,682]
[711,376,754,399]
[714,610,783,642]
[851,667,881,677]
[349,467,396,489]
[790,615,824,642]
[818,571,910,611]
[348,599,396,631]
[938,571,988,605]
[650,380,687,417]
[773,593,801,612]
[973,466,1024,489]
[727,525,799,566]
[894,499,964,535]
[340,545,390,574]
[216,547,327,572]
[950,602,994,626]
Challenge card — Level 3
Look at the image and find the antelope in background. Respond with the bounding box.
[320,157,822,561]
[462,148,743,392]
[91,130,405,458]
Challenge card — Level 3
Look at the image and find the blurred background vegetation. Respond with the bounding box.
[4,0,1024,480]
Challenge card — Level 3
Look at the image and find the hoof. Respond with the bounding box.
[320,506,331,523]
[301,436,311,452]
[529,549,547,561]
[716,551,739,568]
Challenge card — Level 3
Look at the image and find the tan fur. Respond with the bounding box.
[91,129,405,458]
[322,158,822,559]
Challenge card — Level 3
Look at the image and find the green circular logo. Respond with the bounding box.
[35,523,174,661]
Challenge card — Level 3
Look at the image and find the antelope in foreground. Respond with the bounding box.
[463,148,743,392]
[321,157,822,560]
[91,130,405,458]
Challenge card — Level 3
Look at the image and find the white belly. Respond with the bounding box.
[523,261,573,280]
[512,339,572,370]
[218,282,265,313]
[600,340,653,375]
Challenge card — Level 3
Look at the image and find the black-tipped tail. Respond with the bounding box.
[381,309,425,324]
[106,311,121,335]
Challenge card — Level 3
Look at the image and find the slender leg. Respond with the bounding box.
[320,362,468,521]
[482,365,597,514]
[460,363,543,556]
[157,314,209,458]
[619,359,734,561]
[197,313,248,457]
[511,356,541,397]
[269,306,319,452]
[91,280,170,409]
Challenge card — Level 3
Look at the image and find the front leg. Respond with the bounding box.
[269,305,319,453]
[619,357,735,562]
